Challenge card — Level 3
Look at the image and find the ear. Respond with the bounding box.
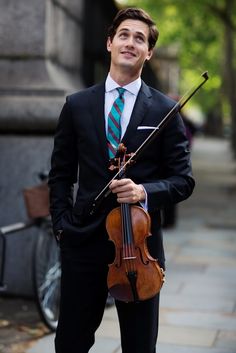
[107,37,112,52]
[146,49,153,62]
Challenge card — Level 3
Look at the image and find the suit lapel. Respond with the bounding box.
[90,82,110,161]
[122,81,152,147]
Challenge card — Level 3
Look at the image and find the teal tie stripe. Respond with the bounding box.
[107,87,125,159]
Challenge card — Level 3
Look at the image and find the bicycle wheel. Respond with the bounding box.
[33,223,61,331]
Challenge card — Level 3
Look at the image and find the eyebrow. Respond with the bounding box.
[117,27,146,38]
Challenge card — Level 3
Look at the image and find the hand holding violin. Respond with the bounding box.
[109,178,146,204]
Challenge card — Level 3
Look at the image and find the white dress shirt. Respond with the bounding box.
[105,74,141,138]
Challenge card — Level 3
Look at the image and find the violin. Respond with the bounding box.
[106,144,165,303]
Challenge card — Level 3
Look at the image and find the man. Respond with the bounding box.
[48,7,195,353]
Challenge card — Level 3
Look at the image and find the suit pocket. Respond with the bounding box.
[60,210,78,234]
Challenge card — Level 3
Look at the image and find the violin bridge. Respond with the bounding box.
[123,256,136,260]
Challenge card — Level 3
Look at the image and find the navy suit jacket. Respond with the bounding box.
[48,81,195,267]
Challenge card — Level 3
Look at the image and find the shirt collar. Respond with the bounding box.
[105,73,141,96]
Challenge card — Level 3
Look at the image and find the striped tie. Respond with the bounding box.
[107,87,125,159]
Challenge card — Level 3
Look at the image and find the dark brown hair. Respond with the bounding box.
[108,7,159,50]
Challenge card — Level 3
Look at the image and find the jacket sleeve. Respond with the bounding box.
[48,97,78,231]
[143,113,195,213]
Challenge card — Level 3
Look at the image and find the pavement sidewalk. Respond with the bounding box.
[1,136,236,353]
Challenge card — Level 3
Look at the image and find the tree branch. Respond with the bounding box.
[207,3,236,31]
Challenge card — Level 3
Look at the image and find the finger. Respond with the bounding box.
[109,179,120,191]
[116,190,138,204]
[117,196,137,204]
[113,178,132,188]
[116,184,145,203]
[110,182,132,194]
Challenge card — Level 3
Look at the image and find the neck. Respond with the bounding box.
[109,67,141,86]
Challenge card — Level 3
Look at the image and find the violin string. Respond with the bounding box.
[121,204,127,273]
[121,204,134,274]
[127,205,135,273]
[121,151,138,275]
[124,205,131,273]
[126,206,132,273]
[121,152,132,274]
[122,204,130,274]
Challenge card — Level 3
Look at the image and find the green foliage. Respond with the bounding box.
[115,0,236,115]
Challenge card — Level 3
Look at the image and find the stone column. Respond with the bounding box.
[0,0,84,131]
[0,0,84,295]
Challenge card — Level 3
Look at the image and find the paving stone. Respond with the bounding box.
[90,337,120,353]
[204,265,236,279]
[215,330,236,350]
[166,271,235,287]
[156,342,236,353]
[95,318,120,339]
[160,280,183,295]
[185,274,236,288]
[179,244,236,259]
[26,335,54,353]
[160,294,235,313]
[190,236,236,251]
[173,254,236,267]
[162,310,236,331]
[197,228,236,240]
[158,325,217,347]
[166,262,207,273]
[181,280,236,299]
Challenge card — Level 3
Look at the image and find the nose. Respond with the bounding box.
[125,35,135,47]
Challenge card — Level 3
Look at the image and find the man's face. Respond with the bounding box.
[107,19,153,75]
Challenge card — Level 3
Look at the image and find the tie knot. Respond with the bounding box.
[117,87,125,98]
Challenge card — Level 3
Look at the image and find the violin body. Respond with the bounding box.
[106,205,165,302]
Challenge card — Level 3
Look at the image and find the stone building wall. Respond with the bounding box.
[0,0,85,295]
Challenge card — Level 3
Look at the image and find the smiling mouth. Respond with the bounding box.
[121,51,136,57]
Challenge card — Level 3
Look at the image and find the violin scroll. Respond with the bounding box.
[109,143,135,172]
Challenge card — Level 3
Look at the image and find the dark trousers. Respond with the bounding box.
[55,245,160,353]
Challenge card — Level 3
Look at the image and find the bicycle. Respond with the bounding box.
[0,173,61,332]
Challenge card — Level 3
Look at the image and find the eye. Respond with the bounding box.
[136,35,145,43]
[119,32,128,39]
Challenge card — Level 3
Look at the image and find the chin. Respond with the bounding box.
[119,62,136,71]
